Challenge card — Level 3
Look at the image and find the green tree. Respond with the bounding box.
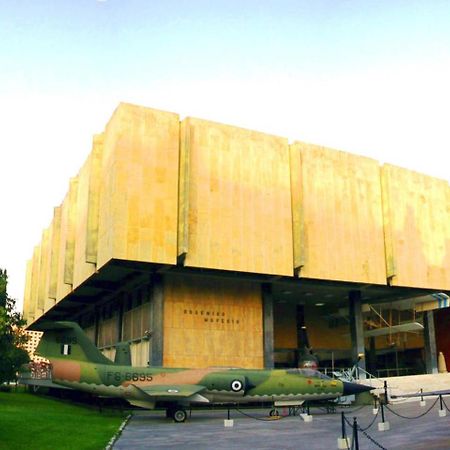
[0,269,29,383]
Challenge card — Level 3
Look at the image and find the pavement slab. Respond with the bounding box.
[113,399,450,450]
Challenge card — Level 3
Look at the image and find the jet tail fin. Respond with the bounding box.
[34,321,113,365]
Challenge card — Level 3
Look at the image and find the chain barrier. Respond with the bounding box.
[343,413,353,428]
[385,396,439,419]
[441,395,450,413]
[234,407,285,421]
[358,427,388,450]
[343,414,387,450]
[342,409,379,432]
[359,407,379,431]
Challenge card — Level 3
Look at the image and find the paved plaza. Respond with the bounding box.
[113,398,450,450]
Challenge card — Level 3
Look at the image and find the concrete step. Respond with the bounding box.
[359,373,450,401]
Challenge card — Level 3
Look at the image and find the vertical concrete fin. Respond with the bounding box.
[48,206,62,299]
[381,165,396,281]
[177,119,191,262]
[22,259,33,322]
[29,245,41,320]
[86,134,103,264]
[64,177,79,285]
[289,143,306,273]
[37,227,51,310]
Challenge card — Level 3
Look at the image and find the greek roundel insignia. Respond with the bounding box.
[231,380,243,392]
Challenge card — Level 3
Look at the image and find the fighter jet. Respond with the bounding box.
[34,321,373,422]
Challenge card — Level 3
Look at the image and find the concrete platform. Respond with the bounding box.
[113,400,450,449]
[364,373,450,403]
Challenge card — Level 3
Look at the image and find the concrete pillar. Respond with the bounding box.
[150,275,164,366]
[262,284,274,369]
[116,295,124,343]
[349,290,366,378]
[423,310,438,374]
[368,336,377,375]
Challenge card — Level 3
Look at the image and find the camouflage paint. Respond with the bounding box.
[35,322,356,409]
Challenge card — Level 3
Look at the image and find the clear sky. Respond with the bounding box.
[1,0,450,311]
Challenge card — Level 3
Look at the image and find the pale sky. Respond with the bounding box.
[1,1,450,311]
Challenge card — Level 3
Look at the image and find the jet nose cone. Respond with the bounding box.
[342,381,374,396]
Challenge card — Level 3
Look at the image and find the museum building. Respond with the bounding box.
[23,103,450,376]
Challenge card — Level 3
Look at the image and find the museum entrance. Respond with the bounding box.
[271,282,431,376]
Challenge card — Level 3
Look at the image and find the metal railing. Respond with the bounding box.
[320,365,385,388]
[375,367,413,378]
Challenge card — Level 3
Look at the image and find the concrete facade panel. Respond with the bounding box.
[163,274,263,368]
[381,165,450,289]
[291,142,387,284]
[56,190,73,301]
[97,103,179,268]
[37,227,51,310]
[73,152,96,289]
[29,245,41,321]
[179,118,293,275]
[22,260,32,323]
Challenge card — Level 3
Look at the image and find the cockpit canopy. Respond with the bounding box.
[286,368,331,380]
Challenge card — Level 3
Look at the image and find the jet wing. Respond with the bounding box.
[136,384,207,399]
[125,384,209,410]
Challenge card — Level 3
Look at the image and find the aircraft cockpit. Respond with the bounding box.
[286,368,331,379]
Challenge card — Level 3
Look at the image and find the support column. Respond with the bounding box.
[262,284,274,369]
[349,290,366,378]
[116,295,124,343]
[368,337,377,375]
[423,310,438,374]
[150,275,164,366]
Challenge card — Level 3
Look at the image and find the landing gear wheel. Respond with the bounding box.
[269,408,279,417]
[173,409,187,423]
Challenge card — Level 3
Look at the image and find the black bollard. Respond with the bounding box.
[420,388,424,403]
[227,408,230,420]
[439,394,443,411]
[380,402,385,423]
[341,412,346,439]
[353,417,359,450]
[383,380,389,405]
